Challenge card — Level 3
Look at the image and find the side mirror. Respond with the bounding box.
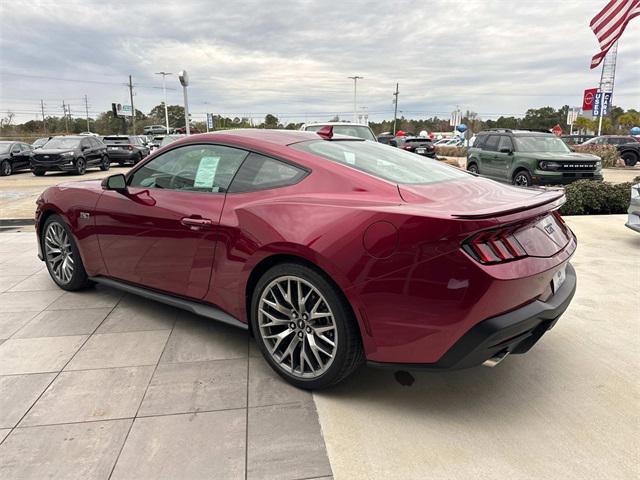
[101,174,127,192]
[499,148,513,154]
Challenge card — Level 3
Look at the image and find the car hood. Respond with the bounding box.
[520,152,600,161]
[56,179,103,191]
[398,176,564,219]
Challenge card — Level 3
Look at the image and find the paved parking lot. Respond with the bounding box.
[0,233,332,480]
[0,215,638,480]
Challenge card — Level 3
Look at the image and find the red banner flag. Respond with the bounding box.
[582,88,598,111]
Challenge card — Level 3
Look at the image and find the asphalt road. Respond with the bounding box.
[313,214,639,480]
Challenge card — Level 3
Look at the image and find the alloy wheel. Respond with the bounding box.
[258,275,337,378]
[514,174,529,186]
[76,158,86,174]
[1,161,11,176]
[44,222,75,284]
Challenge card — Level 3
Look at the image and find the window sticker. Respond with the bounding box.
[344,151,356,165]
[194,156,220,189]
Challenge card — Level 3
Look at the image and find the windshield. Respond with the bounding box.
[0,143,11,154]
[292,140,468,185]
[43,137,81,149]
[515,136,571,153]
[305,125,376,141]
[33,138,48,147]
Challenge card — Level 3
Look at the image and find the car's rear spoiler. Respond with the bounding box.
[451,189,565,220]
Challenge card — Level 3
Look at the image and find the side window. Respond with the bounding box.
[498,136,513,152]
[81,139,90,150]
[474,135,487,149]
[484,135,500,152]
[229,153,308,193]
[129,144,247,193]
[11,144,21,153]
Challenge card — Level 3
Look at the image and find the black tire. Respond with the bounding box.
[467,162,479,174]
[513,169,532,187]
[41,214,91,291]
[251,262,364,389]
[133,153,142,165]
[99,155,111,171]
[74,157,87,175]
[118,162,125,167]
[621,151,638,167]
[0,160,11,176]
[33,168,46,176]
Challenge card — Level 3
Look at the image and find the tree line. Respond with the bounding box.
[1,103,638,138]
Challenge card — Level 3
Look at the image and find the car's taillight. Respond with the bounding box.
[403,146,413,150]
[127,144,134,150]
[463,227,527,264]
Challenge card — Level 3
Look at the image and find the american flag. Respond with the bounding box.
[590,0,640,68]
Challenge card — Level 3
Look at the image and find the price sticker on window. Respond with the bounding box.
[194,156,220,190]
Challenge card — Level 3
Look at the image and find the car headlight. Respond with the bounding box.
[61,151,75,156]
[596,161,602,168]
[539,161,561,170]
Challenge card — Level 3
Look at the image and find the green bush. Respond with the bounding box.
[560,180,632,215]
[435,146,467,157]
[572,144,620,168]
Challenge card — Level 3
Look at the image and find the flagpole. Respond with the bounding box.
[596,40,618,136]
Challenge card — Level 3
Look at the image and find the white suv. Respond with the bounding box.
[300,122,376,141]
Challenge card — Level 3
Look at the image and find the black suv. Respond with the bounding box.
[0,141,34,176]
[617,141,639,166]
[103,136,150,166]
[467,129,603,186]
[31,136,109,176]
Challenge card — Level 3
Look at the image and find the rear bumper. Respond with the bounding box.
[106,150,136,161]
[369,262,577,371]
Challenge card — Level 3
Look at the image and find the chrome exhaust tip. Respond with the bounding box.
[482,350,510,368]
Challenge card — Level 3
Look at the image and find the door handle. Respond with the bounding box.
[181,217,213,229]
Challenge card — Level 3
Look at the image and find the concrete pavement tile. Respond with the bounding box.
[249,337,261,357]
[0,373,56,428]
[45,285,123,310]
[0,419,131,479]
[0,429,9,443]
[0,336,86,374]
[111,410,246,480]
[138,359,247,416]
[0,290,63,313]
[0,311,39,339]
[0,257,44,276]
[160,317,247,363]
[8,271,59,291]
[0,276,28,293]
[21,366,154,426]
[96,294,177,333]
[12,308,111,338]
[247,403,332,480]
[66,330,170,370]
[248,356,312,407]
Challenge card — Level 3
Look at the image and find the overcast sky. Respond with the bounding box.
[1,0,638,124]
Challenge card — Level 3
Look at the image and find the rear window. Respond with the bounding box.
[103,137,130,144]
[292,140,468,185]
[406,138,431,143]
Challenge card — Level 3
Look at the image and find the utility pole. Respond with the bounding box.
[392,83,399,135]
[84,94,90,132]
[155,72,173,134]
[178,71,190,135]
[128,75,136,135]
[40,100,47,134]
[348,75,363,123]
[62,100,69,134]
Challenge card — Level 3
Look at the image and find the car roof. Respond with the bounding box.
[303,122,372,127]
[188,129,324,146]
[52,135,84,139]
[479,130,551,137]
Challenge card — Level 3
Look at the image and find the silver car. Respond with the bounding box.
[626,182,640,232]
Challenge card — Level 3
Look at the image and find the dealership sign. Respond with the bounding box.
[593,92,611,117]
[582,88,597,111]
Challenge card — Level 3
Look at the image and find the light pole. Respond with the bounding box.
[155,72,173,134]
[178,70,190,135]
[348,75,363,123]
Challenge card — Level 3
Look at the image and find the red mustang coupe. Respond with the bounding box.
[36,128,577,389]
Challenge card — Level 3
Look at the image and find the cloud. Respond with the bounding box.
[1,0,638,124]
